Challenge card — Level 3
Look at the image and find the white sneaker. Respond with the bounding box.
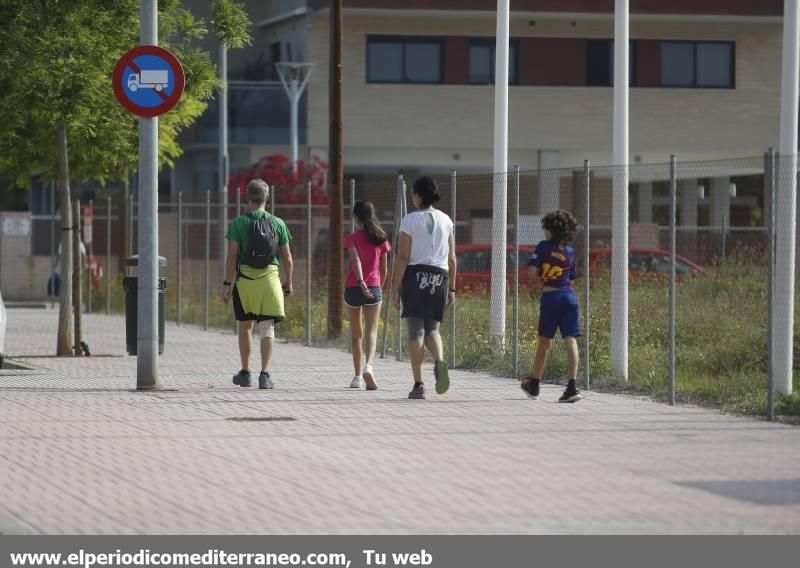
[350,376,364,389]
[363,365,378,391]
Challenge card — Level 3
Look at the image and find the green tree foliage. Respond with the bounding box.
[211,0,253,49]
[0,0,250,186]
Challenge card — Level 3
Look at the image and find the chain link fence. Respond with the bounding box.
[70,152,800,420]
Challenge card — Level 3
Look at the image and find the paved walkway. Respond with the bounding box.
[1,307,799,534]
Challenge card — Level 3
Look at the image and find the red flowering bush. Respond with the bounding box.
[228,154,329,207]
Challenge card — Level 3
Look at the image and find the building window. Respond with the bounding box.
[468,39,518,84]
[367,36,443,84]
[586,39,637,86]
[660,41,734,88]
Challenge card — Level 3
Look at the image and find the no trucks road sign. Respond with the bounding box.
[113,45,185,117]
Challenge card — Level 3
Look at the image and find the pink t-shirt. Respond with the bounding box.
[344,230,391,288]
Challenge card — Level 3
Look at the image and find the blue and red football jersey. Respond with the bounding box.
[528,240,577,289]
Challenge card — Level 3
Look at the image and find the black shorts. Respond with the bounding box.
[232,286,283,323]
[344,286,383,308]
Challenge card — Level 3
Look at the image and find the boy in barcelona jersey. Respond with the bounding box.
[521,211,583,403]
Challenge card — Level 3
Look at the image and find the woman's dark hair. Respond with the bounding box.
[542,210,578,243]
[353,201,388,246]
[412,176,441,208]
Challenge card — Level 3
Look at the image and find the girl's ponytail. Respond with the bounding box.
[353,201,388,246]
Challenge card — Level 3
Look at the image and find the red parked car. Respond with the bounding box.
[455,244,706,293]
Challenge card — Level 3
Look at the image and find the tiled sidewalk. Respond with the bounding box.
[1,308,799,534]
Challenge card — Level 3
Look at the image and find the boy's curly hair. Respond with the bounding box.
[542,210,578,243]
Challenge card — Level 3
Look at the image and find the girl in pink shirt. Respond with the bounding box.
[344,201,391,390]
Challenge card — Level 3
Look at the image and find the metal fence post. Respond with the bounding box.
[512,166,520,379]
[306,181,313,346]
[721,213,727,262]
[50,182,56,309]
[396,177,407,361]
[381,175,404,359]
[177,192,183,326]
[270,184,276,215]
[204,190,211,331]
[669,155,677,406]
[87,198,93,314]
[583,160,591,391]
[106,196,111,315]
[233,188,240,335]
[766,148,776,422]
[450,170,457,369]
[128,191,134,257]
[350,178,356,232]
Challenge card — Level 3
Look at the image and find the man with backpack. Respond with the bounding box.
[223,179,293,389]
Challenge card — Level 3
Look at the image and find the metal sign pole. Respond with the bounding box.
[219,42,229,284]
[136,0,159,389]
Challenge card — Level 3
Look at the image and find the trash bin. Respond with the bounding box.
[123,255,167,356]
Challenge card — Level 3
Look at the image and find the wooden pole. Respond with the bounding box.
[327,0,344,339]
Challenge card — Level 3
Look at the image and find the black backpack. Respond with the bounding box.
[244,212,279,269]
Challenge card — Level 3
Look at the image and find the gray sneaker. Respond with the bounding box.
[408,382,426,400]
[233,370,252,387]
[259,371,274,390]
[434,360,450,395]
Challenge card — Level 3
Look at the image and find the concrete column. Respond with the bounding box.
[681,178,699,228]
[638,182,653,224]
[711,177,731,228]
[537,150,560,214]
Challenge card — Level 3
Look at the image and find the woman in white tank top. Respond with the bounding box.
[391,177,457,400]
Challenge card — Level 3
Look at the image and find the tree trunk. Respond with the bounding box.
[56,120,73,356]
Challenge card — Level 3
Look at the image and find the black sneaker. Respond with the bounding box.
[258,371,274,390]
[559,387,583,403]
[521,377,540,400]
[232,369,252,387]
[408,382,426,400]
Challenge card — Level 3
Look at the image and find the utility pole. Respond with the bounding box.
[327,0,344,339]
